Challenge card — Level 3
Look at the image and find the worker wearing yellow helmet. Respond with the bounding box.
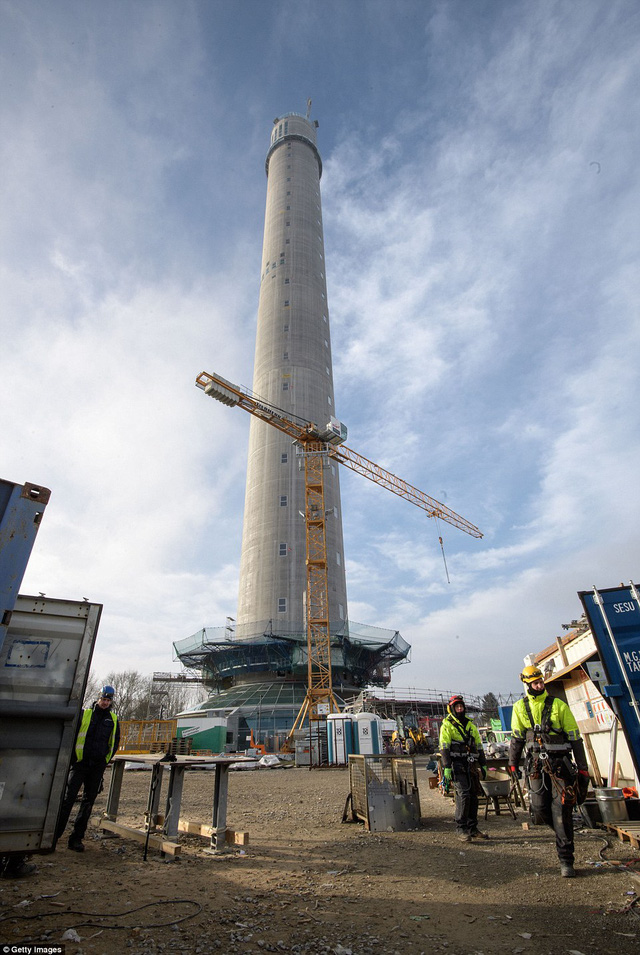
[509,665,590,878]
[439,694,488,842]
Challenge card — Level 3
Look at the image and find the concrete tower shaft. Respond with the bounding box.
[236,113,348,637]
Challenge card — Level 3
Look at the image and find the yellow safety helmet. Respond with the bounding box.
[520,665,544,684]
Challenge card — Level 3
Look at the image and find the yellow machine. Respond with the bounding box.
[392,715,429,755]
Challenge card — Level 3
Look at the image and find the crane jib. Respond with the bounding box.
[196,369,482,539]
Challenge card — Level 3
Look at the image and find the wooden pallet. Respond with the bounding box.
[606,822,640,849]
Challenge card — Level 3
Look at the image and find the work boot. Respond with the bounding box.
[471,829,489,839]
[457,832,472,843]
[68,836,84,853]
[560,863,576,878]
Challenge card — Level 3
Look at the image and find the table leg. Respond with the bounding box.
[145,764,164,830]
[210,764,230,853]
[104,760,124,821]
[164,765,185,840]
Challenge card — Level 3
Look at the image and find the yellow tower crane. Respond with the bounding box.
[196,370,483,748]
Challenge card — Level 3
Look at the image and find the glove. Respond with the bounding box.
[481,766,487,780]
[510,765,522,780]
[576,769,590,805]
[443,767,452,793]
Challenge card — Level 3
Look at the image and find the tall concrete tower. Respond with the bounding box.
[236,112,348,639]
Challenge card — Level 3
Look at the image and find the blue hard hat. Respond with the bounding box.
[100,685,115,699]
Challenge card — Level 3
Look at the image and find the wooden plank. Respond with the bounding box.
[606,823,640,849]
[177,818,249,845]
[100,819,181,856]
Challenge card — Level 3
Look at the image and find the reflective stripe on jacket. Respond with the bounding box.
[75,707,119,763]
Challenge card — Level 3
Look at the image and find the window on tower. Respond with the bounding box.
[280,496,288,507]
[279,543,288,557]
[281,452,288,464]
[278,598,287,613]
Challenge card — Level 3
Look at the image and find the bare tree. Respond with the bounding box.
[82,672,102,707]
[81,670,209,720]
[102,670,151,720]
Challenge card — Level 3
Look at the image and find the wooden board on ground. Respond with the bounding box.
[100,818,181,855]
[177,819,249,845]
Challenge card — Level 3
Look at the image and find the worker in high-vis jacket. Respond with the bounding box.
[439,694,488,842]
[55,685,120,852]
[509,666,590,878]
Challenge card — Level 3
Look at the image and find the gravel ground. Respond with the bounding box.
[1,763,639,955]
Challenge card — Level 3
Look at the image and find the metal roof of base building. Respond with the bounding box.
[173,620,411,691]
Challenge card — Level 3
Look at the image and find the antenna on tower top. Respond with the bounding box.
[306,98,312,119]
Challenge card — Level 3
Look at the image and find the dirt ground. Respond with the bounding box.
[1,762,639,955]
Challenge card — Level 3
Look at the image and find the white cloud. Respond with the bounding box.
[1,0,638,698]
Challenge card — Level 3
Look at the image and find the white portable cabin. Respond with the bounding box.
[327,713,355,765]
[355,711,383,755]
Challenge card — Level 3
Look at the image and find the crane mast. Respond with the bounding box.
[196,370,482,741]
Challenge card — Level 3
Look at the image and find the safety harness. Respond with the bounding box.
[521,696,577,805]
[446,715,481,764]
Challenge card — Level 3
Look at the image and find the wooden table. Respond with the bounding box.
[101,753,251,856]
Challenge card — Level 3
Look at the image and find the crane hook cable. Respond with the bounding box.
[434,514,451,584]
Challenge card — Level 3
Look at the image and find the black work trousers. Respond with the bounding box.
[452,761,479,835]
[526,766,574,863]
[56,761,106,843]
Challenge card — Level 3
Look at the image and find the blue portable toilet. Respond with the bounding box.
[327,714,355,765]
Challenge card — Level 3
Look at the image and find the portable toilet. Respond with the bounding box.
[327,713,355,765]
[355,712,382,755]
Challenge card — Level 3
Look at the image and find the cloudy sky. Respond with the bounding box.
[2,0,638,697]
